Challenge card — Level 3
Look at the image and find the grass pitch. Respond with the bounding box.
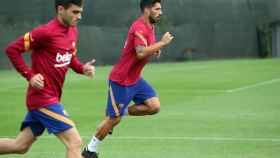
[0,59,280,158]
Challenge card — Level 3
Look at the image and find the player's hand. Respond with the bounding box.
[155,50,161,59]
[30,74,44,89]
[83,59,96,79]
[160,32,174,46]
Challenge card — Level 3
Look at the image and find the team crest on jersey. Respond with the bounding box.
[72,42,76,48]
[54,52,72,68]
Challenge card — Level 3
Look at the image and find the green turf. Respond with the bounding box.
[1,59,280,158]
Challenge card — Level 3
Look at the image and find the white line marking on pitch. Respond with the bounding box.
[107,136,280,142]
[1,136,280,142]
[159,89,226,93]
[226,78,280,93]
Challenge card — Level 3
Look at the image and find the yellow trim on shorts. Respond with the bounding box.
[109,86,120,117]
[39,108,75,127]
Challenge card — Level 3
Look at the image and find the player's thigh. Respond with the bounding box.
[55,127,82,148]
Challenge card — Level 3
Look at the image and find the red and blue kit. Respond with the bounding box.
[106,17,157,118]
[5,18,84,135]
[6,18,84,111]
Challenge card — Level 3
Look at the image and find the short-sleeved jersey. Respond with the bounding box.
[5,18,84,111]
[109,17,156,86]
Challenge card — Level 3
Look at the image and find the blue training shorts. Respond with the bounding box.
[20,104,75,136]
[106,79,157,118]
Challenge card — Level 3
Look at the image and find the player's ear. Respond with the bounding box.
[143,7,150,15]
[57,5,65,14]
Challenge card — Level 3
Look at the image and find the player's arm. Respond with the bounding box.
[69,54,84,74]
[5,28,48,89]
[135,32,174,60]
[5,34,34,81]
[5,28,47,80]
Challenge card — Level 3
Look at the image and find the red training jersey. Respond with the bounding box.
[109,17,156,86]
[5,18,84,111]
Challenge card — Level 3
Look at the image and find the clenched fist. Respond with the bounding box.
[83,59,96,79]
[160,32,174,46]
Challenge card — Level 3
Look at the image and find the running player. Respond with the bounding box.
[0,1,95,158]
[82,0,174,158]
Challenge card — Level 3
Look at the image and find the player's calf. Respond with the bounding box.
[83,117,121,158]
[95,117,121,139]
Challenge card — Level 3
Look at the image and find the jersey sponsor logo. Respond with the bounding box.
[54,52,72,68]
[72,41,76,48]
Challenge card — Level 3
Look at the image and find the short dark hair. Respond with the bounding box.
[55,0,83,10]
[140,0,161,12]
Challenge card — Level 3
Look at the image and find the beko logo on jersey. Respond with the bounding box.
[54,52,72,68]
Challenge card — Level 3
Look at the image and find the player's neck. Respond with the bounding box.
[56,16,70,28]
[141,15,153,28]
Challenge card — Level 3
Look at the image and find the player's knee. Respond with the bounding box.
[14,143,30,154]
[150,103,160,114]
[146,98,160,115]
[110,116,121,126]
[66,136,83,150]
